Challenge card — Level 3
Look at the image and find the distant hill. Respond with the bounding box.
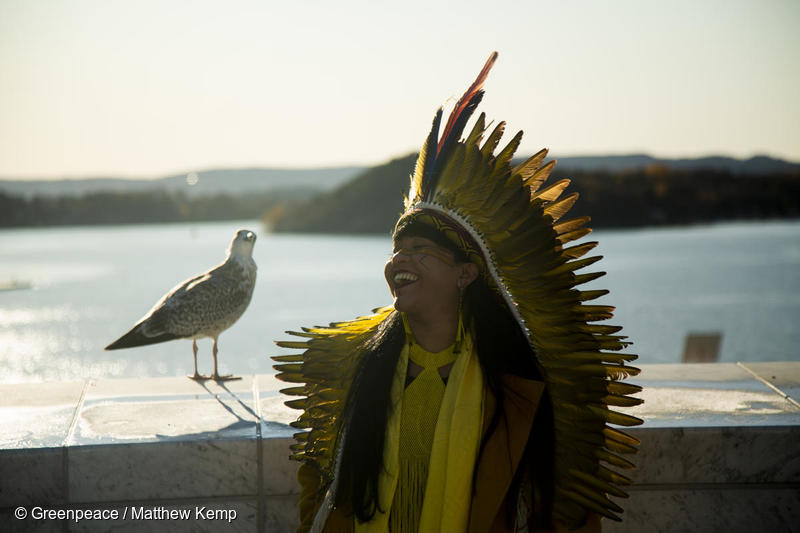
[270,153,800,234]
[3,154,799,230]
[0,166,367,198]
[270,155,415,234]
[3,155,796,199]
[544,154,800,175]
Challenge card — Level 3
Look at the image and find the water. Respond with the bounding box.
[590,222,800,364]
[1,220,798,383]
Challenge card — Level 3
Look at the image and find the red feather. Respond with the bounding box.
[437,51,498,155]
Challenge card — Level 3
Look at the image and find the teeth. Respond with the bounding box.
[393,272,418,283]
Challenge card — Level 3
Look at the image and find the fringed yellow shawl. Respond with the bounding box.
[353,332,484,533]
[390,339,456,531]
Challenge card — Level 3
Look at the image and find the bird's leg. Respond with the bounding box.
[189,339,210,380]
[212,337,240,381]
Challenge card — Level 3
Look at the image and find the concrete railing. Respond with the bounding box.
[606,362,800,532]
[1,363,799,532]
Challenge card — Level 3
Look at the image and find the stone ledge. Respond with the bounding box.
[1,375,300,532]
[1,363,799,532]
[609,486,800,533]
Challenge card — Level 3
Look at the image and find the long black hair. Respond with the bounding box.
[333,219,555,529]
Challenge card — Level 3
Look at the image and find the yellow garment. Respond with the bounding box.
[390,341,457,532]
[354,329,484,533]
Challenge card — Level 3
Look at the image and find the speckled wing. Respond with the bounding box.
[107,260,255,349]
[272,306,394,532]
[144,260,255,338]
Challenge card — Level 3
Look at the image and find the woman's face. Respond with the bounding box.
[384,234,477,318]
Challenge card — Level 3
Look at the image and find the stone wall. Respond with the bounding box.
[1,364,799,532]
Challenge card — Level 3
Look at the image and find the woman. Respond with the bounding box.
[275,52,642,532]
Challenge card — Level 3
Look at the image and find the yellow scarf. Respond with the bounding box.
[391,339,457,532]
[354,326,484,533]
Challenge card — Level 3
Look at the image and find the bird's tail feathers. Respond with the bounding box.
[105,325,183,350]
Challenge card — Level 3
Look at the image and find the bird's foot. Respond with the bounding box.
[213,373,241,382]
[188,373,212,381]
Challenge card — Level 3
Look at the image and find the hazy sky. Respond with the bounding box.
[1,0,798,179]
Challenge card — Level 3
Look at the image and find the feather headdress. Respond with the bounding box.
[275,52,642,529]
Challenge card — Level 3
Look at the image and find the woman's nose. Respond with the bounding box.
[390,249,413,263]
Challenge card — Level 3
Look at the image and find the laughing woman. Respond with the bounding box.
[274,53,643,533]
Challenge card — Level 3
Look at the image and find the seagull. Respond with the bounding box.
[105,229,257,381]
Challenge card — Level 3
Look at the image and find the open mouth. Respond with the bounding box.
[393,271,419,289]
